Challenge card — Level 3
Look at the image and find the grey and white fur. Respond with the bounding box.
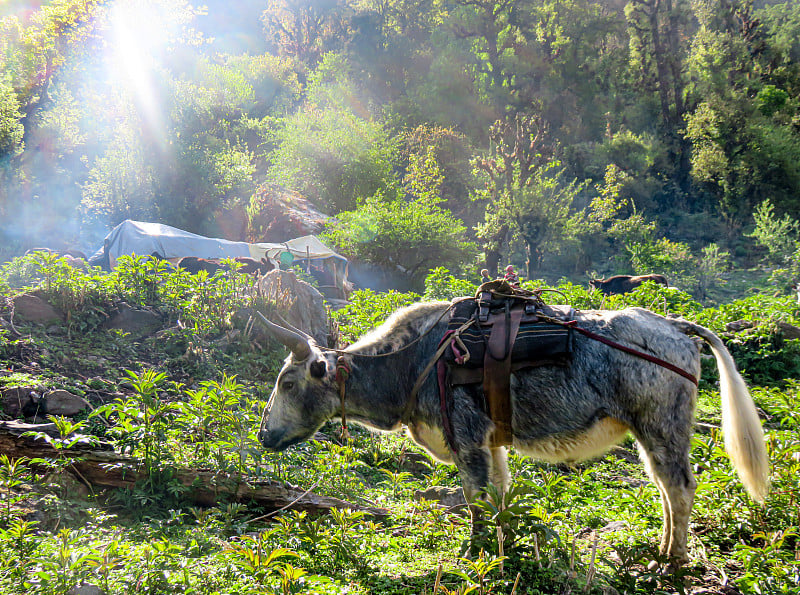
[258,302,769,565]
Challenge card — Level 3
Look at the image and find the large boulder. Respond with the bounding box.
[12,294,63,325]
[778,321,800,341]
[257,270,329,346]
[102,302,163,337]
[1,387,40,417]
[42,389,91,417]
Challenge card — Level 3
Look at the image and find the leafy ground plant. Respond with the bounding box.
[1,265,799,593]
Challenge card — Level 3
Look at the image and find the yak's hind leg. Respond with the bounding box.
[634,417,697,565]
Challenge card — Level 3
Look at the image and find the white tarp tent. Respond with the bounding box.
[88,220,349,297]
[89,220,251,267]
[255,235,343,264]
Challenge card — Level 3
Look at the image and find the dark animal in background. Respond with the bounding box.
[589,274,669,295]
[257,302,768,567]
[177,256,223,275]
[24,247,87,260]
[24,247,58,257]
[24,248,88,270]
[233,256,274,276]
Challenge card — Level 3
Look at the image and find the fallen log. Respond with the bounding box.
[0,421,386,516]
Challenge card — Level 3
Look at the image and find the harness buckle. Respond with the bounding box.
[478,291,491,322]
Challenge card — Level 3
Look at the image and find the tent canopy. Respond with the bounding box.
[89,220,346,270]
[256,235,343,263]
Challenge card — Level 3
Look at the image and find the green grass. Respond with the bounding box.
[0,256,798,594]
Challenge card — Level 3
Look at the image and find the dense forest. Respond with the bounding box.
[2,0,800,294]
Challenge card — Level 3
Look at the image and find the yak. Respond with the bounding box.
[178,256,274,276]
[589,274,669,295]
[177,257,223,275]
[257,302,768,567]
[233,256,274,276]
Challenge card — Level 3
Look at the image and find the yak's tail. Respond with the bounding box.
[690,323,769,502]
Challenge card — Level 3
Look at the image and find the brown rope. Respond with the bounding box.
[542,317,699,386]
[401,318,475,423]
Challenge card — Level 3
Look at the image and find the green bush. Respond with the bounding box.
[324,192,477,287]
[423,267,478,301]
[331,288,420,344]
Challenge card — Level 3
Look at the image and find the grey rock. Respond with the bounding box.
[13,294,63,324]
[68,582,105,595]
[1,387,40,417]
[50,469,91,500]
[256,270,329,346]
[42,389,90,417]
[725,319,754,332]
[778,321,800,341]
[102,302,162,337]
[598,520,627,533]
[414,486,466,508]
[399,451,433,474]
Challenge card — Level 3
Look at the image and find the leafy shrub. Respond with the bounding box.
[423,267,478,301]
[266,55,399,213]
[693,294,800,384]
[601,281,704,317]
[324,190,477,287]
[331,288,420,344]
[694,294,800,333]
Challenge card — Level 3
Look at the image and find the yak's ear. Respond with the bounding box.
[309,360,327,378]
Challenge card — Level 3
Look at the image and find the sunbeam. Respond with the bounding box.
[105,0,172,146]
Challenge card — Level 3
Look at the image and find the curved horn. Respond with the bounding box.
[273,311,313,342]
[254,311,312,361]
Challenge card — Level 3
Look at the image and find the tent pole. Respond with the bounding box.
[333,261,339,298]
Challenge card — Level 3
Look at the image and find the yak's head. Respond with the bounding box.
[257,317,339,451]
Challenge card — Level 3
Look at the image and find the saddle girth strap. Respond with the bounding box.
[402,318,475,424]
[483,305,523,447]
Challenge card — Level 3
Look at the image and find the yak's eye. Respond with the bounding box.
[281,381,295,391]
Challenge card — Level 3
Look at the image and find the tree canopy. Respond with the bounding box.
[2,0,800,292]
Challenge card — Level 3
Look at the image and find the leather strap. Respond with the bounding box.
[555,319,699,386]
[402,319,475,424]
[483,306,523,447]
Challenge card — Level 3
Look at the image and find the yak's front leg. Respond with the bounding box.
[450,386,510,552]
[453,441,492,553]
[454,444,511,555]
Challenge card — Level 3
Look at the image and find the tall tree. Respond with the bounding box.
[0,0,103,238]
[624,0,694,200]
[685,0,800,231]
[262,0,351,76]
[474,114,560,276]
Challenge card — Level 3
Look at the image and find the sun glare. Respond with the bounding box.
[106,0,171,139]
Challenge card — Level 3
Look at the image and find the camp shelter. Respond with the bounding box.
[256,235,350,300]
[88,220,349,298]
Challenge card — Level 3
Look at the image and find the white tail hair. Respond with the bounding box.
[693,324,769,502]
